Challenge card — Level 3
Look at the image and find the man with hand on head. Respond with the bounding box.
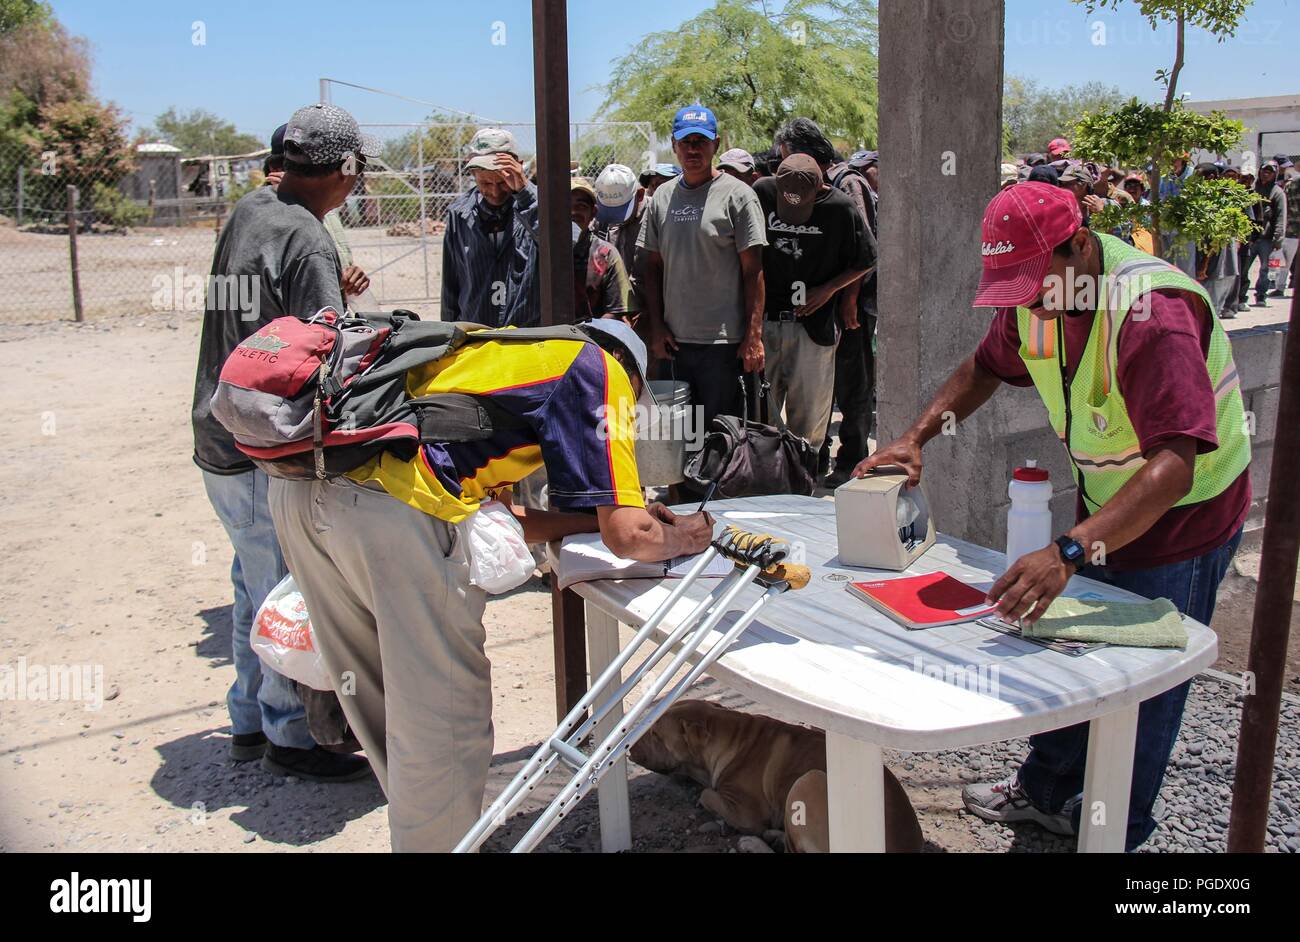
[441,127,542,327]
[854,182,1250,851]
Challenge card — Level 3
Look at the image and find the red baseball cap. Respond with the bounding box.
[1048,137,1071,157]
[973,182,1082,308]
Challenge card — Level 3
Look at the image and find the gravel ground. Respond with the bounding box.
[480,674,1299,853]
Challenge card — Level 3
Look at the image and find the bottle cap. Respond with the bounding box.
[1014,464,1049,482]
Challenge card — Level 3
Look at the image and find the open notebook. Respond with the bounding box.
[553,532,733,591]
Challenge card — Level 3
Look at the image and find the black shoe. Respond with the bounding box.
[823,466,854,489]
[1268,289,1284,297]
[230,731,268,762]
[262,744,373,783]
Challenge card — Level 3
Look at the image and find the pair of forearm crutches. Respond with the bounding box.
[454,525,810,853]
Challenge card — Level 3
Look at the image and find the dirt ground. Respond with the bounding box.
[0,310,1295,854]
[0,224,442,324]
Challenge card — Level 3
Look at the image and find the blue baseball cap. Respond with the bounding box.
[672,105,717,141]
[639,163,680,186]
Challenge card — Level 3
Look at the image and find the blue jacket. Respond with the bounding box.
[440,183,542,327]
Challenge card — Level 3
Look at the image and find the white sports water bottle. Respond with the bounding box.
[1006,460,1053,563]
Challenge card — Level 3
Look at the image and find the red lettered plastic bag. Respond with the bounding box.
[251,574,332,690]
[1268,249,1287,292]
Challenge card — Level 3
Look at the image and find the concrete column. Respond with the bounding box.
[876,0,1075,549]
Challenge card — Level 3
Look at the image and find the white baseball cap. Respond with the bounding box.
[594,163,639,225]
[464,127,521,172]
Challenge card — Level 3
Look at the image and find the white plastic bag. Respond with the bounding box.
[1268,248,1287,291]
[251,573,333,690]
[460,499,535,594]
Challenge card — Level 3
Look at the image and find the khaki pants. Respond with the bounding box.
[268,477,492,852]
[762,320,837,449]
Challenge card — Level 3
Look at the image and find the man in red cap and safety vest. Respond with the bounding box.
[855,181,1250,850]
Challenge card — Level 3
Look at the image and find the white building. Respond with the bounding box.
[1185,93,1300,171]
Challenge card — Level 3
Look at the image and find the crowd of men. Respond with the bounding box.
[999,137,1296,319]
[190,97,1287,853]
[439,106,882,491]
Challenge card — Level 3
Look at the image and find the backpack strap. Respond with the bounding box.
[463,324,594,344]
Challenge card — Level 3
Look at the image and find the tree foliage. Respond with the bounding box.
[597,0,878,153]
[0,0,48,34]
[1067,0,1253,251]
[0,10,90,107]
[142,107,263,157]
[1002,76,1129,158]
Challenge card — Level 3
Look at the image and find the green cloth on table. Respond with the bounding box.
[1023,596,1188,649]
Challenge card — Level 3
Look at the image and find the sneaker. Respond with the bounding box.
[962,775,1076,836]
[1267,289,1284,298]
[262,744,373,783]
[1235,301,1251,313]
[230,731,268,762]
[1252,300,1269,307]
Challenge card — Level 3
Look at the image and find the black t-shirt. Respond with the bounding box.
[752,177,870,345]
[191,186,345,474]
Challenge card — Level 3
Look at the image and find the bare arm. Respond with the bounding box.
[505,503,600,544]
[738,246,765,372]
[644,250,676,357]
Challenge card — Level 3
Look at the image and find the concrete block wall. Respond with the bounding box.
[1230,323,1288,529]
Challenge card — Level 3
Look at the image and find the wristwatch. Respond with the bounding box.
[1054,535,1086,571]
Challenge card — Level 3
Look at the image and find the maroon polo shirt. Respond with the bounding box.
[974,289,1249,570]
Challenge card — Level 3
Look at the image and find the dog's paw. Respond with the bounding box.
[762,829,786,849]
[737,835,775,854]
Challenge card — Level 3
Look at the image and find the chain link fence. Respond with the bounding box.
[0,120,655,325]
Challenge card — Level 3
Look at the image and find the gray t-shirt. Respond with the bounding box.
[192,185,345,473]
[637,171,767,344]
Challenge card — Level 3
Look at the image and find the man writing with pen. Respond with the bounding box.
[853,181,1250,851]
[270,317,715,852]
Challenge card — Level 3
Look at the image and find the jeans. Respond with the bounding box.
[202,468,313,749]
[1238,238,1275,303]
[1016,525,1242,851]
[825,313,876,471]
[667,342,743,426]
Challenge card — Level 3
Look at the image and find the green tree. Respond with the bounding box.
[1069,0,1255,253]
[143,107,263,157]
[0,0,48,33]
[1002,76,1128,158]
[597,0,878,151]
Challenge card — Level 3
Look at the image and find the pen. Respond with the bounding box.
[696,478,718,514]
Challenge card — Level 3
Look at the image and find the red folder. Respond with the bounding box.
[847,571,996,630]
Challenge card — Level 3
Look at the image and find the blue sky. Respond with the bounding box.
[50,0,1298,144]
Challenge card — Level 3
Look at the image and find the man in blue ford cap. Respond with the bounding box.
[636,105,767,485]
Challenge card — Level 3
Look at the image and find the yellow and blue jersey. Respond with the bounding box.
[348,338,644,522]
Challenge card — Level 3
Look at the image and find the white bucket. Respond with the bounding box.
[635,381,692,486]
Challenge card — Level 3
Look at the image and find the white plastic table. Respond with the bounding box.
[566,495,1217,853]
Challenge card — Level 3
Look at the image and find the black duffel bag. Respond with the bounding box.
[684,374,817,498]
